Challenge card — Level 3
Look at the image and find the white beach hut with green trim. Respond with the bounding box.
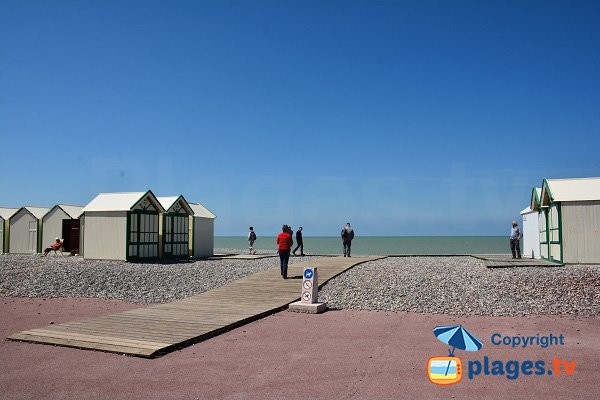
[42,205,84,254]
[0,207,19,254]
[81,191,165,261]
[9,206,51,254]
[157,196,193,258]
[537,177,600,264]
[189,202,216,258]
[521,187,541,259]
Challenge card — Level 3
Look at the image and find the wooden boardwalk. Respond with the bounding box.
[8,256,384,358]
[473,255,563,268]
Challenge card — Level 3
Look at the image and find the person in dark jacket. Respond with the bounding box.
[277,225,293,279]
[293,227,304,256]
[341,223,354,257]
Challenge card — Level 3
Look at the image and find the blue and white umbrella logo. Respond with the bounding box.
[433,325,483,356]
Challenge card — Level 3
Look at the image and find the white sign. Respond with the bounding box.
[301,267,318,304]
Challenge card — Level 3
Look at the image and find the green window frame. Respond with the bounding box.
[127,211,159,260]
[163,212,189,258]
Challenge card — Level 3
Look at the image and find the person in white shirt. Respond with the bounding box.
[510,221,522,259]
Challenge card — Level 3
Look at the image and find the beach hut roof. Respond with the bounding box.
[47,204,84,219]
[530,187,542,211]
[540,177,600,206]
[157,195,194,215]
[12,206,51,220]
[0,207,19,220]
[520,206,533,215]
[189,202,216,219]
[81,191,165,213]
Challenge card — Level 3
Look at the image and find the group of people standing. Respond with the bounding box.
[248,223,356,280]
[247,226,303,256]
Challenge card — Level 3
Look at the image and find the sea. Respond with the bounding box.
[215,236,513,256]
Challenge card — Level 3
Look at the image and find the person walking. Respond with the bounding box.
[277,225,293,279]
[510,220,522,259]
[341,223,354,257]
[293,227,304,256]
[248,227,257,255]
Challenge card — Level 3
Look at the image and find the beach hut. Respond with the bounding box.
[536,177,600,264]
[157,196,193,258]
[8,206,51,254]
[81,191,165,261]
[42,205,83,254]
[0,207,19,254]
[189,202,216,258]
[521,188,541,259]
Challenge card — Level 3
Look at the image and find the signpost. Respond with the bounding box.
[289,267,328,314]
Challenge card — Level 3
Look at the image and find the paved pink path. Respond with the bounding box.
[1,297,598,399]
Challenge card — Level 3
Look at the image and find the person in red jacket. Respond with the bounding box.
[276,225,294,279]
[43,238,63,256]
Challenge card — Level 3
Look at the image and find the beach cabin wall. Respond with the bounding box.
[157,196,193,259]
[42,205,83,254]
[81,191,165,261]
[0,208,18,253]
[538,177,600,264]
[520,207,540,259]
[0,207,19,254]
[8,207,50,254]
[83,211,128,260]
[189,202,216,258]
[193,217,214,257]
[560,201,600,263]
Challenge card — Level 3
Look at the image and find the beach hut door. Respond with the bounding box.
[28,221,37,253]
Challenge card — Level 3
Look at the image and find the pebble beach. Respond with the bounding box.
[320,256,600,317]
[1,252,599,317]
[0,252,321,304]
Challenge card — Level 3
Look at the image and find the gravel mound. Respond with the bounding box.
[319,256,600,317]
[0,253,321,304]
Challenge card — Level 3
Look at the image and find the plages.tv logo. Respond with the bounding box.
[427,325,483,385]
[427,325,577,385]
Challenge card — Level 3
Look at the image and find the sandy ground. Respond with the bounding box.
[1,297,598,400]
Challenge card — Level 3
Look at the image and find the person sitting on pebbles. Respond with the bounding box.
[43,238,63,256]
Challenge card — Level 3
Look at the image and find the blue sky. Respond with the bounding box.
[1,0,599,235]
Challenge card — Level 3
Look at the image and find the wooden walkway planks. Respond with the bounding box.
[7,256,384,358]
[472,255,563,268]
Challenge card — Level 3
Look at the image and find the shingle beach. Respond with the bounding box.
[0,252,320,304]
[320,256,600,317]
[1,253,598,316]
